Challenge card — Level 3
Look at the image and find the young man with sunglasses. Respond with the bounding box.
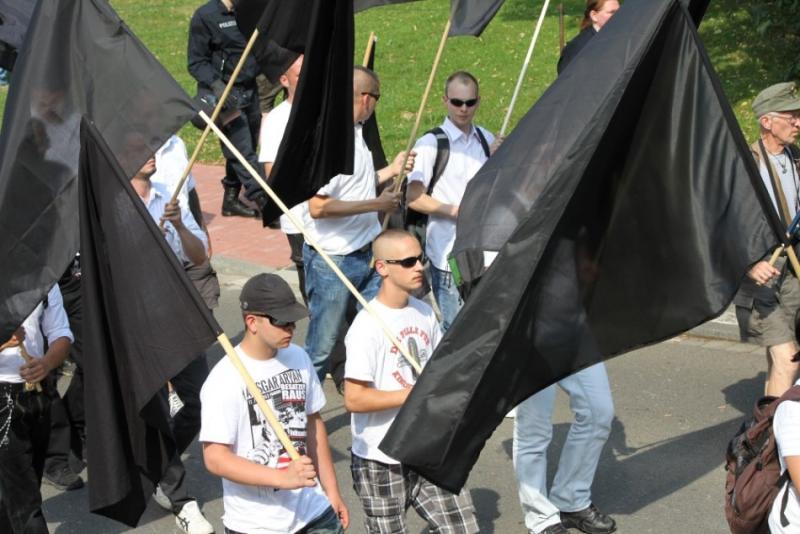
[407,71,500,331]
[200,273,349,534]
[343,230,478,533]
[735,81,800,397]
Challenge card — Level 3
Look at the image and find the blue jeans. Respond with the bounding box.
[512,363,614,533]
[430,266,462,332]
[303,244,381,380]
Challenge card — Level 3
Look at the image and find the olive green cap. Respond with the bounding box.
[752,82,800,117]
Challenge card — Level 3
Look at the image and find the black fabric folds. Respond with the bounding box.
[80,118,220,526]
[0,0,197,342]
[236,0,354,225]
[0,0,34,70]
[354,0,421,13]
[380,0,779,493]
[362,36,388,170]
[450,0,506,37]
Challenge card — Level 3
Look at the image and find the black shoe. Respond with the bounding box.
[222,187,258,217]
[43,465,84,491]
[560,504,616,534]
[538,523,569,534]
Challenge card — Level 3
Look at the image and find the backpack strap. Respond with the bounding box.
[475,127,491,159]
[780,470,793,527]
[759,139,793,227]
[425,127,450,196]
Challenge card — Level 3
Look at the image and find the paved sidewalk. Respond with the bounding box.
[193,164,292,271]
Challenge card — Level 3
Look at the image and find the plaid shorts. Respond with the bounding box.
[350,453,479,534]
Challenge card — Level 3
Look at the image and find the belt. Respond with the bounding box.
[0,382,26,395]
[309,242,371,257]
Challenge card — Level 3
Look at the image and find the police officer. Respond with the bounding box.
[188,0,263,218]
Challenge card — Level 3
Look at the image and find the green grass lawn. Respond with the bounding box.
[0,0,795,161]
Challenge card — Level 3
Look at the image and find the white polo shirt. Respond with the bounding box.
[306,125,380,255]
[408,117,494,270]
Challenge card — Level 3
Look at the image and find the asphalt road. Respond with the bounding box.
[40,267,765,533]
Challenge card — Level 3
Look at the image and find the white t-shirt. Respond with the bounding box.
[258,101,310,235]
[344,297,442,464]
[759,147,800,220]
[306,125,380,255]
[0,285,73,383]
[151,135,196,210]
[408,117,494,270]
[769,386,800,532]
[199,344,330,534]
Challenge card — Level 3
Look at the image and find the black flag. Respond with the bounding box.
[380,0,779,492]
[0,0,34,70]
[0,0,196,341]
[450,0,507,37]
[236,0,354,225]
[354,0,421,12]
[80,118,221,526]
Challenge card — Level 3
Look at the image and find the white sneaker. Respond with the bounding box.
[175,501,214,534]
[152,484,172,511]
[168,390,184,418]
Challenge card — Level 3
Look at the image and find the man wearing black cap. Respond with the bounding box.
[200,273,349,534]
[735,81,800,397]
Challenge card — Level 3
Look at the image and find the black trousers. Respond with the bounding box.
[0,386,51,534]
[160,354,209,513]
[220,88,264,199]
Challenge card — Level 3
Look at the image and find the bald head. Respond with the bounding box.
[354,66,380,97]
[372,229,420,260]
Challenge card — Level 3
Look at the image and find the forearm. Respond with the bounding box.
[177,226,208,265]
[307,415,342,500]
[41,337,71,372]
[344,381,409,412]
[377,166,399,185]
[309,197,383,219]
[407,192,457,219]
[203,444,288,489]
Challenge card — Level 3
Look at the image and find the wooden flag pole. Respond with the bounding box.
[160,28,261,228]
[381,16,453,230]
[768,244,800,277]
[499,0,551,137]
[216,333,300,460]
[362,31,377,67]
[200,111,423,375]
[18,345,43,393]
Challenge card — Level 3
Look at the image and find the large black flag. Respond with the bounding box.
[236,0,354,225]
[80,118,220,525]
[354,0,421,12]
[450,0,506,37]
[0,0,196,341]
[381,0,780,492]
[0,0,34,70]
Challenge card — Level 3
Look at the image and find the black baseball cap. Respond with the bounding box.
[239,273,308,322]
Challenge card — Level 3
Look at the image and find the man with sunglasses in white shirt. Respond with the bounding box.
[407,71,500,331]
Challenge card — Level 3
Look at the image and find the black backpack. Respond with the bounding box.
[724,385,800,533]
[404,126,491,249]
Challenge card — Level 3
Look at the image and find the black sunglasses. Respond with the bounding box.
[381,254,424,268]
[361,91,381,102]
[447,97,478,108]
[250,313,296,328]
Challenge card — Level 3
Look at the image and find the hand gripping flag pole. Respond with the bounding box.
[159,29,262,228]
[199,111,424,375]
[768,210,800,275]
[499,0,551,137]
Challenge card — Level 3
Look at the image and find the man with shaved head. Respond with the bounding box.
[344,230,479,533]
[303,67,415,382]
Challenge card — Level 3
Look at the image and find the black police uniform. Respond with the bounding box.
[188,0,264,211]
